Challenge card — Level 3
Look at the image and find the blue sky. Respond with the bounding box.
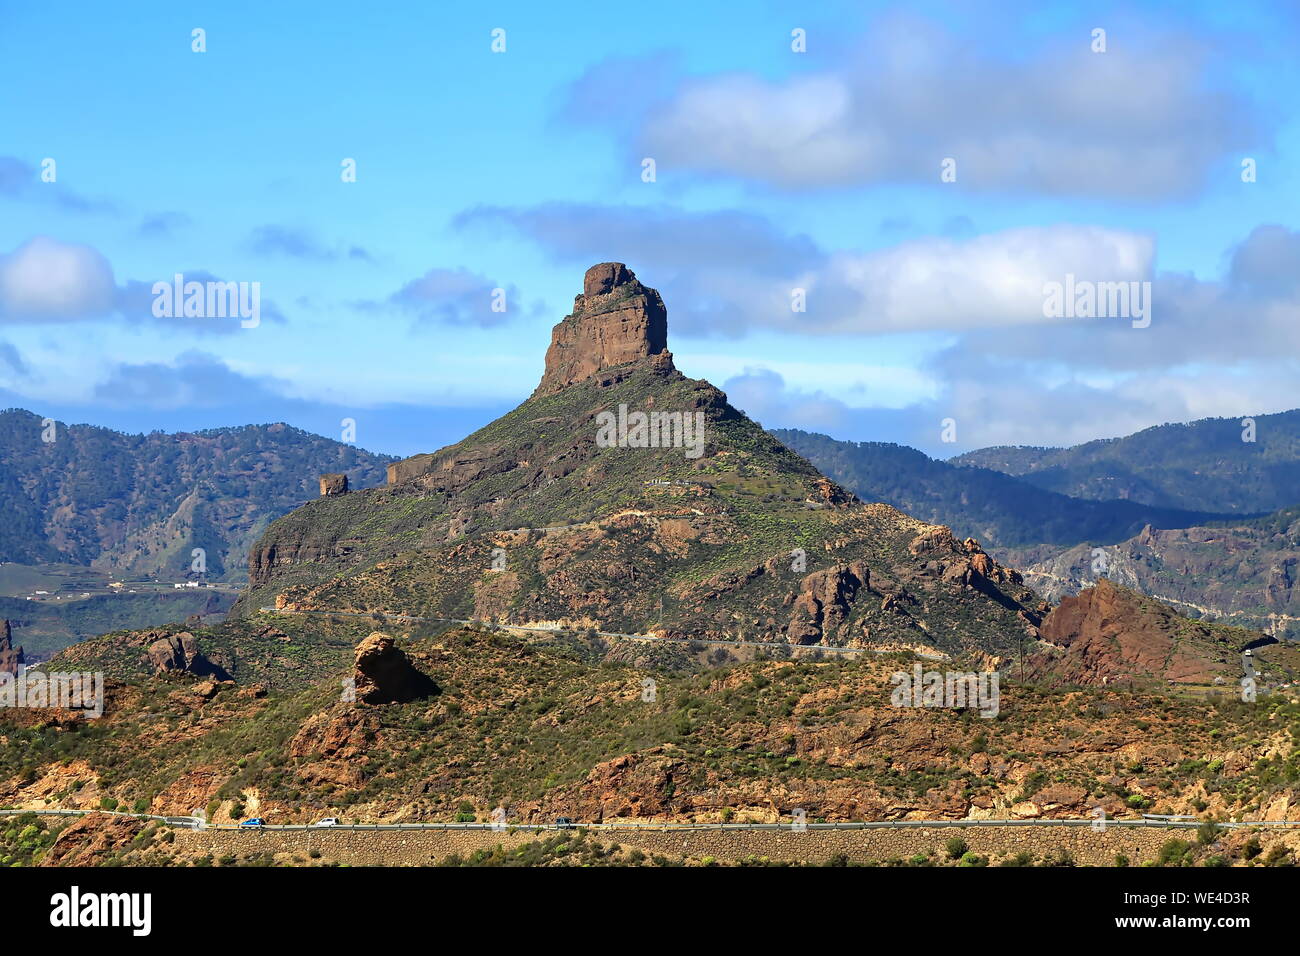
[1,0,1298,458]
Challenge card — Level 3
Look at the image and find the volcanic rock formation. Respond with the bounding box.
[145,631,231,680]
[1026,577,1243,686]
[240,262,1043,660]
[533,262,671,397]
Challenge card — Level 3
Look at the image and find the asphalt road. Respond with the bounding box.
[257,606,947,660]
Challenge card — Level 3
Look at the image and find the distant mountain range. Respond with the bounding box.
[0,409,394,653]
[771,430,1232,551]
[950,409,1300,514]
[0,408,394,579]
[779,413,1300,639]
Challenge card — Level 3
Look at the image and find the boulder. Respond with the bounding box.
[319,473,349,496]
[145,632,231,680]
[352,632,437,704]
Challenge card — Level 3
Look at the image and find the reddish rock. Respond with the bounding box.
[1027,578,1239,686]
[789,561,870,644]
[533,262,672,397]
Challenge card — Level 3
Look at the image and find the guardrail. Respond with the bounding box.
[3,809,1297,831]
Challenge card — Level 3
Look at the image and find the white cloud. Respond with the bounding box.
[0,236,116,321]
[624,15,1259,198]
[808,226,1155,333]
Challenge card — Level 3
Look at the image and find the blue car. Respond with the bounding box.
[239,818,266,828]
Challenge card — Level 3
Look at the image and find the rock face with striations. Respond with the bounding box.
[532,262,672,397]
[0,620,23,675]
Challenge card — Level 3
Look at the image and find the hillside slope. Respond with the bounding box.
[14,621,1300,832]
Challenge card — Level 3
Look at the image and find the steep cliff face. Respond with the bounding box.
[1026,578,1248,686]
[238,263,1042,660]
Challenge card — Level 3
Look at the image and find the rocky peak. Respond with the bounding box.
[144,630,231,680]
[533,262,673,396]
[1027,578,1241,686]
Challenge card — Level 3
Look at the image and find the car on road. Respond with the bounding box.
[312,817,340,827]
[555,817,576,829]
[240,818,266,828]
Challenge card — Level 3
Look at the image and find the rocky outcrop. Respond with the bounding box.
[533,262,672,397]
[1027,578,1241,686]
[0,620,23,675]
[319,473,348,496]
[352,632,437,704]
[235,263,1041,661]
[145,631,231,680]
[382,263,672,488]
[789,562,870,644]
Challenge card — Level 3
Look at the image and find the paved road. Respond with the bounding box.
[4,808,1296,831]
[257,606,946,660]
